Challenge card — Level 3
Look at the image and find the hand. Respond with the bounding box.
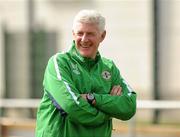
[110,85,122,96]
[81,94,87,100]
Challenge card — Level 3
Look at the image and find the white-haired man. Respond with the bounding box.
[36,9,137,137]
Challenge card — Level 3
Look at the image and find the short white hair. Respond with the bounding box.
[73,9,105,32]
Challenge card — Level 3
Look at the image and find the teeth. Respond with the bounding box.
[81,45,90,48]
[80,42,91,48]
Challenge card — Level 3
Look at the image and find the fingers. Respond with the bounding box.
[116,86,122,96]
[110,86,118,95]
[110,85,122,96]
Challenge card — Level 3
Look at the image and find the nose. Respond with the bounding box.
[81,34,88,42]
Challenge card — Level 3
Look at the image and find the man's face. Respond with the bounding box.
[73,22,106,59]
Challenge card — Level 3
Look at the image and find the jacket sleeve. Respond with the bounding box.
[94,62,137,120]
[43,54,110,126]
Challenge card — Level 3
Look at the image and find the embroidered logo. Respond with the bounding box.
[71,63,80,75]
[102,71,111,80]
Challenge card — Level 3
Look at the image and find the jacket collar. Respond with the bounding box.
[69,41,101,68]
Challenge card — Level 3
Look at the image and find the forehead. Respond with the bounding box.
[74,22,100,32]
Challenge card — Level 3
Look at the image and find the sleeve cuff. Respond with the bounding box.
[93,93,102,107]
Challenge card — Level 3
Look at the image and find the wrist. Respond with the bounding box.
[86,93,96,106]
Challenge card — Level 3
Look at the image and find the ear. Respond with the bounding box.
[72,30,75,35]
[72,30,76,39]
[100,30,106,42]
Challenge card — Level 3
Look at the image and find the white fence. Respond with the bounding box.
[1,99,180,137]
[1,99,180,109]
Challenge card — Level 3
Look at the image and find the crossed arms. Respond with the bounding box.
[43,55,136,126]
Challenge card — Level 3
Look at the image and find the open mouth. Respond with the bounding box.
[80,44,91,49]
[81,46,89,49]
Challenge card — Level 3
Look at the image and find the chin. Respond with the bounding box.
[80,52,90,57]
[82,54,90,58]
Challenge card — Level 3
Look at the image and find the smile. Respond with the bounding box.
[80,44,91,48]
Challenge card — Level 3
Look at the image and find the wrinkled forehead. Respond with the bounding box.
[73,22,100,33]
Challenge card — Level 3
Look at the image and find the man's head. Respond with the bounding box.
[72,9,106,59]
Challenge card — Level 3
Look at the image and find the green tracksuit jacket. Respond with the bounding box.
[35,41,137,137]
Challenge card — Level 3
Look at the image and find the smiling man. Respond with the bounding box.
[72,14,106,59]
[35,10,137,137]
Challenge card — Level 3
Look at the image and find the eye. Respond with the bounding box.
[87,32,95,36]
[76,32,83,36]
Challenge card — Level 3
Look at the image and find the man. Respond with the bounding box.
[36,9,137,137]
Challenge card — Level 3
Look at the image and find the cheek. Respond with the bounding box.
[77,37,83,42]
[74,38,81,44]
